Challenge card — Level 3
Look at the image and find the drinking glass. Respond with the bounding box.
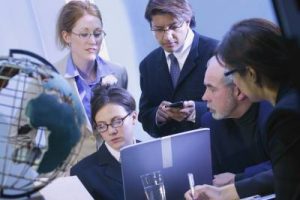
[140,171,166,200]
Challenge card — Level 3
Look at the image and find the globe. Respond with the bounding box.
[0,52,86,198]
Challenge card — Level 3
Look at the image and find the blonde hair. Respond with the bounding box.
[56,0,103,49]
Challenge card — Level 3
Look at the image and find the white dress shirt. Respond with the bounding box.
[164,27,195,71]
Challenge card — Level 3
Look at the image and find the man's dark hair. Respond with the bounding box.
[145,0,196,28]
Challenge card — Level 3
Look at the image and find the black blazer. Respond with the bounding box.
[70,144,123,200]
[265,86,300,200]
[138,32,217,137]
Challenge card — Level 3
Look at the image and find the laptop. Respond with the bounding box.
[120,128,212,200]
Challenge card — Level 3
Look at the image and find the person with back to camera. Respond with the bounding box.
[200,55,274,198]
[55,0,128,160]
[138,0,218,138]
[70,85,137,200]
[185,18,300,200]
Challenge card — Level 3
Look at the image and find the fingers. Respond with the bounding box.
[156,100,195,122]
[172,101,196,121]
[169,101,195,121]
[185,184,238,200]
[156,107,169,123]
[159,101,187,122]
[156,101,171,124]
[184,188,196,200]
[212,174,224,187]
[183,100,195,108]
[167,110,187,121]
[212,173,235,187]
[185,185,214,200]
[213,178,224,187]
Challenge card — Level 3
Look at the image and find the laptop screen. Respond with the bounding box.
[120,128,212,200]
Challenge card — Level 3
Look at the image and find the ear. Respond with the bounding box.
[186,20,191,27]
[62,30,71,44]
[94,131,103,141]
[131,111,138,125]
[247,67,257,83]
[233,85,247,101]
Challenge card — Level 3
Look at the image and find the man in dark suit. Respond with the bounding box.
[70,86,137,200]
[138,0,217,137]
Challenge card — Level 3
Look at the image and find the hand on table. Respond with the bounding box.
[213,172,236,187]
[184,184,239,200]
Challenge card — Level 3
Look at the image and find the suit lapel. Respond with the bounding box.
[156,49,174,92]
[176,33,201,89]
[96,144,122,183]
[54,55,93,132]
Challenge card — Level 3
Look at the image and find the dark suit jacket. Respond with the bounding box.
[70,144,123,200]
[201,102,272,178]
[265,86,300,200]
[138,32,217,137]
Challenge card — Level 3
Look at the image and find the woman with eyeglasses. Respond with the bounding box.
[185,18,300,200]
[55,1,128,160]
[70,85,137,200]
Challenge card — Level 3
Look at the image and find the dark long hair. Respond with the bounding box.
[216,18,297,89]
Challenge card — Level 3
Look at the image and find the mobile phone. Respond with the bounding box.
[166,101,184,108]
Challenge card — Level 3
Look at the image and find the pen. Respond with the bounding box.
[188,173,195,199]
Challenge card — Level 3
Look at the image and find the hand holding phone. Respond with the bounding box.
[166,101,184,108]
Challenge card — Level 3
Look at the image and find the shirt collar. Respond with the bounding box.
[64,54,113,80]
[104,139,137,163]
[95,56,114,79]
[105,142,120,162]
[65,54,79,79]
[164,27,194,59]
[164,28,194,70]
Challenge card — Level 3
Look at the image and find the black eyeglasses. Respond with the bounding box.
[224,69,240,76]
[224,67,247,77]
[95,112,132,133]
[151,21,185,34]
[72,31,106,41]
